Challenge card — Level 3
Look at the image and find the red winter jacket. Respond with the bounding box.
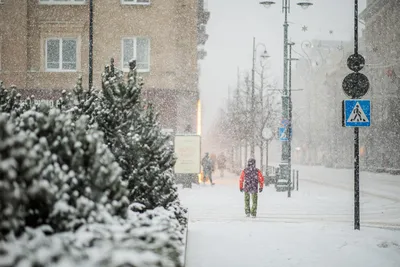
[239,169,264,192]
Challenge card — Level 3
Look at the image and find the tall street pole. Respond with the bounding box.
[353,0,360,231]
[260,61,264,173]
[89,0,94,90]
[236,67,242,169]
[287,42,294,198]
[251,37,256,158]
[281,0,291,189]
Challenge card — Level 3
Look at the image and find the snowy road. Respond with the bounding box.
[179,166,400,267]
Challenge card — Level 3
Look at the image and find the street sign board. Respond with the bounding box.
[347,54,365,72]
[279,127,291,141]
[343,99,371,127]
[281,119,289,127]
[174,135,201,174]
[342,72,370,98]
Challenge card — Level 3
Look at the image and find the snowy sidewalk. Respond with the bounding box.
[296,165,400,202]
[179,169,400,267]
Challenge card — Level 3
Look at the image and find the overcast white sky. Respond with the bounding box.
[199,0,367,133]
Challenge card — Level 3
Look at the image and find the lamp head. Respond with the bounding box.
[260,1,276,8]
[297,0,313,9]
[261,50,270,59]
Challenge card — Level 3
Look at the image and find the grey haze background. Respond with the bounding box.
[199,0,367,134]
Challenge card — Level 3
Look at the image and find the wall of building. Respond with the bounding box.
[0,0,205,132]
[362,0,400,169]
[0,1,28,88]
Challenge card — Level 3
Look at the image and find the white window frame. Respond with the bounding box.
[121,37,151,73]
[39,0,86,5]
[121,0,150,6]
[45,38,78,72]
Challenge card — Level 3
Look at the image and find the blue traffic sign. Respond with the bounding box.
[343,99,371,127]
[281,119,290,127]
[279,127,291,141]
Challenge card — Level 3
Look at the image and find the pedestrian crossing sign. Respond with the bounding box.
[279,127,291,141]
[343,99,371,127]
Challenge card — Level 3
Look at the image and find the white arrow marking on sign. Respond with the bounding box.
[347,102,369,123]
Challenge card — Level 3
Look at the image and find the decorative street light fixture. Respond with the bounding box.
[259,0,313,196]
[297,0,313,9]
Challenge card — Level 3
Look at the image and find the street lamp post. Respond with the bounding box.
[260,0,313,192]
[251,38,269,159]
[288,41,298,197]
[89,0,94,90]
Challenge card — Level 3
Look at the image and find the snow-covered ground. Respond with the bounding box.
[179,166,400,267]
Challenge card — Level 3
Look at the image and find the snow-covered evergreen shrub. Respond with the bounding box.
[99,60,178,210]
[0,83,31,115]
[60,59,179,211]
[15,109,129,231]
[0,207,187,267]
[0,114,56,238]
[58,76,99,122]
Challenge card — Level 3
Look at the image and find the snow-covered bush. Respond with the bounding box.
[0,114,56,238]
[0,108,129,237]
[0,83,31,115]
[15,109,129,232]
[59,60,179,211]
[0,206,188,267]
[97,60,178,211]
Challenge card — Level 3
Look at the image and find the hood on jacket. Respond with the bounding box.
[247,158,256,167]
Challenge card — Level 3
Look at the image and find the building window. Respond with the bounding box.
[39,0,86,4]
[45,38,77,72]
[121,0,150,5]
[121,37,150,72]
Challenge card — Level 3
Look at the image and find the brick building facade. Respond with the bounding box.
[0,0,209,133]
[361,0,400,170]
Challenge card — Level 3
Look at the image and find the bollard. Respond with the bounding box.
[296,170,299,191]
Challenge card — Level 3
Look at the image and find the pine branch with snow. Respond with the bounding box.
[0,113,57,238]
[0,83,31,115]
[91,59,179,211]
[15,109,129,232]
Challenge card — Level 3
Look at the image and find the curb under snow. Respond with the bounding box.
[180,211,189,267]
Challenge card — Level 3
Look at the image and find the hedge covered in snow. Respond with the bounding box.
[0,205,188,267]
[0,60,187,267]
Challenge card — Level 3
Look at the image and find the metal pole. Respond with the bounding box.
[239,141,242,169]
[245,70,251,164]
[89,0,94,90]
[260,62,264,172]
[287,41,293,198]
[354,0,360,231]
[296,170,299,191]
[354,127,360,229]
[281,0,290,194]
[236,67,242,170]
[292,169,295,190]
[266,141,269,173]
[231,146,235,172]
[251,37,256,158]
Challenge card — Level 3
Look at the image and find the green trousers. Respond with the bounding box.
[244,192,258,216]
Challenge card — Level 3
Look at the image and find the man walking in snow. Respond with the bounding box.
[202,152,215,185]
[239,158,264,217]
[217,152,227,177]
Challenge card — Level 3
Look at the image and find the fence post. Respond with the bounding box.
[296,170,299,191]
